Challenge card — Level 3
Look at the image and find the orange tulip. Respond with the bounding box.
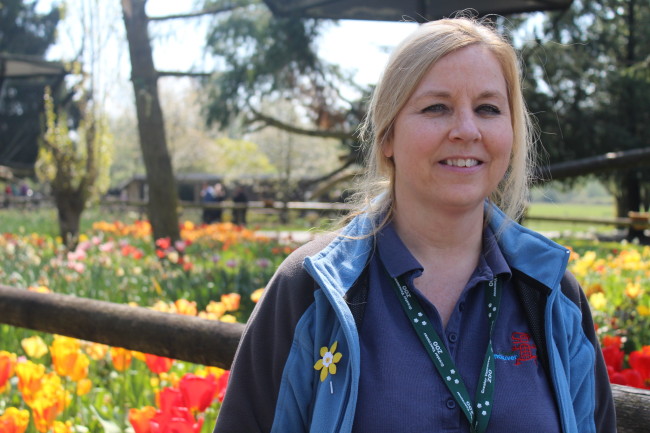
[76,378,92,396]
[50,337,88,382]
[174,299,197,316]
[0,351,17,391]
[110,347,133,372]
[128,406,156,433]
[0,407,30,433]
[30,396,60,433]
[221,293,241,312]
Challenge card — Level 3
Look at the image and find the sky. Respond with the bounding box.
[37,0,419,111]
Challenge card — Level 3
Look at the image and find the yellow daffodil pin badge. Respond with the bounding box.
[314,341,343,382]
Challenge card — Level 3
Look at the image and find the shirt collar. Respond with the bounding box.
[376,221,512,282]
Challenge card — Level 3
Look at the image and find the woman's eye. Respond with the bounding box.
[422,104,447,113]
[477,104,501,115]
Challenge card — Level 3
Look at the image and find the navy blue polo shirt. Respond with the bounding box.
[351,222,562,432]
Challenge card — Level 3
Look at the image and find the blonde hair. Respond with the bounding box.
[346,16,536,232]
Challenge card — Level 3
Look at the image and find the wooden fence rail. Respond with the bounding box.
[0,285,649,431]
[0,284,243,369]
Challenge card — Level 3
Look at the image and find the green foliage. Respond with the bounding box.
[520,0,650,213]
[211,137,275,179]
[0,0,60,54]
[36,87,114,204]
[201,0,362,138]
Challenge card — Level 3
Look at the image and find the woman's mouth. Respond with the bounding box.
[441,158,481,168]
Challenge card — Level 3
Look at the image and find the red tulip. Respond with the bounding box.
[179,374,217,413]
[629,346,650,386]
[150,406,203,433]
[155,238,171,250]
[144,354,174,375]
[215,371,230,403]
[157,387,184,413]
[601,343,624,372]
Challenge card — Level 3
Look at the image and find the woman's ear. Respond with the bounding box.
[382,138,394,159]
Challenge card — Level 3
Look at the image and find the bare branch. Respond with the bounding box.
[248,104,354,140]
[157,71,212,78]
[148,4,246,21]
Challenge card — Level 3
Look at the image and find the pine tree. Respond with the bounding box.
[522,0,650,236]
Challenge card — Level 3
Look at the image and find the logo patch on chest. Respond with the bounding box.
[495,332,537,365]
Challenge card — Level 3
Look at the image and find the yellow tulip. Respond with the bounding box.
[21,336,48,359]
[637,305,650,316]
[251,288,265,303]
[83,342,109,361]
[589,292,607,311]
[52,421,74,433]
[205,300,226,318]
[15,360,45,405]
[625,281,643,299]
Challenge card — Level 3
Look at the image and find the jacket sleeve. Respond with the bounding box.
[213,235,333,433]
[562,271,617,432]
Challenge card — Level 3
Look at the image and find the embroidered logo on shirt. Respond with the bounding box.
[512,332,537,365]
[314,341,343,382]
[495,332,538,365]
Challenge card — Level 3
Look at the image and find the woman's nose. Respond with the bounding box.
[449,111,481,143]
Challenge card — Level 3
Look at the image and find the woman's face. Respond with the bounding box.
[384,44,513,216]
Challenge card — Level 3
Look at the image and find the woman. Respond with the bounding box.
[214,16,616,433]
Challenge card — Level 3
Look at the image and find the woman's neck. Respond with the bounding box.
[392,202,484,266]
[391,202,485,327]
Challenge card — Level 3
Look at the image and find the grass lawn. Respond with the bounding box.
[0,201,624,240]
[524,202,619,234]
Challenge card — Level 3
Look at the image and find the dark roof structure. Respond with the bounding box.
[0,54,69,174]
[262,0,573,22]
[0,54,68,81]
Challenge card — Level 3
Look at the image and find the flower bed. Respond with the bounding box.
[0,222,648,432]
[568,240,650,389]
[0,221,295,433]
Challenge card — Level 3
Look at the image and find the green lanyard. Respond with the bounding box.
[388,270,502,433]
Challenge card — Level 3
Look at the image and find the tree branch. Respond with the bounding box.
[157,71,212,78]
[248,104,354,140]
[148,4,246,21]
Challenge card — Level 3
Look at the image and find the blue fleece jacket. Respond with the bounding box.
[214,205,616,433]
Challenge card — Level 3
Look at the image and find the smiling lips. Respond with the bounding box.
[441,158,481,168]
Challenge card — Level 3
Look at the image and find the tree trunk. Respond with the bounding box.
[54,189,85,250]
[617,171,645,240]
[121,0,180,243]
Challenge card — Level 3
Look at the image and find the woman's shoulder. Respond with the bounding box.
[275,232,338,277]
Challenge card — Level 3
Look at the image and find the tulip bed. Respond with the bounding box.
[567,240,650,389]
[0,219,297,433]
[0,215,648,432]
